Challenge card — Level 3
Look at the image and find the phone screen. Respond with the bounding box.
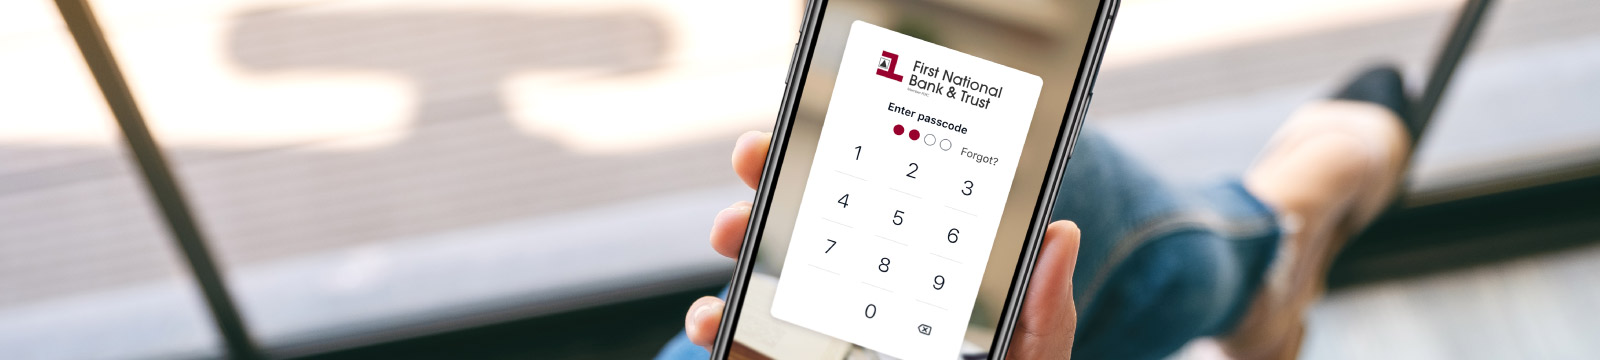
[727,1,1109,359]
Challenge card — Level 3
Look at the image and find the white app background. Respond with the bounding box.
[770,21,1043,360]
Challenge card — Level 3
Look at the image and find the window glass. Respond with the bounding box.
[1404,0,1600,202]
[1092,0,1596,198]
[1090,0,1456,186]
[0,0,221,358]
[87,0,801,348]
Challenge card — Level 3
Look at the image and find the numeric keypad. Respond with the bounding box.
[768,20,1045,360]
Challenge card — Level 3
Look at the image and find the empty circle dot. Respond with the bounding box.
[893,124,905,135]
[909,129,921,141]
[924,133,937,146]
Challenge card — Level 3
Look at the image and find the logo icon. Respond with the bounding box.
[917,324,932,335]
[876,51,904,82]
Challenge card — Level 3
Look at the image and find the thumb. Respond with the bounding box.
[1008,220,1081,359]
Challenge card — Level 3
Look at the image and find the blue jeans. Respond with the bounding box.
[658,128,1282,360]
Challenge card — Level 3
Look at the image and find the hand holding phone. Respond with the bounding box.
[680,132,1083,359]
[707,0,1117,358]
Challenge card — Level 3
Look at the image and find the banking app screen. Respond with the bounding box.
[770,21,1044,360]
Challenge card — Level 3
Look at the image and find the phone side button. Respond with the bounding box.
[1077,92,1094,122]
[785,43,800,85]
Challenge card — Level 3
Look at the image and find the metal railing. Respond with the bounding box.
[52,0,260,358]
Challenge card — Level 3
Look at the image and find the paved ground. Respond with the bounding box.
[1,0,1597,358]
[1304,240,1600,360]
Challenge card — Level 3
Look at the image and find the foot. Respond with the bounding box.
[1220,73,1413,358]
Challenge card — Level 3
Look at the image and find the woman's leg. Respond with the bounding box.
[1065,67,1413,360]
[1052,130,1281,360]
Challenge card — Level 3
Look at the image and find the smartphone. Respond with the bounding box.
[715,0,1117,358]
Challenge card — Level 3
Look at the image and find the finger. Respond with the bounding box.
[685,296,726,350]
[732,131,772,190]
[709,201,753,259]
[1009,220,1082,359]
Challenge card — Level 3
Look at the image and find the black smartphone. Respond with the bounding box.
[715,0,1117,358]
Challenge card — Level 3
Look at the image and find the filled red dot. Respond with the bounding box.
[909,129,921,141]
[893,124,905,135]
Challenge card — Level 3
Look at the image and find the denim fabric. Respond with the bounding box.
[1057,130,1281,360]
[657,128,1281,360]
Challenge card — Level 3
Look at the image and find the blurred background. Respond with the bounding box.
[1,0,1597,359]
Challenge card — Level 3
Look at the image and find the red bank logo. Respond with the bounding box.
[876,51,904,82]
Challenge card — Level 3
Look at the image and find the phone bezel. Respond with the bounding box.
[712,0,1120,358]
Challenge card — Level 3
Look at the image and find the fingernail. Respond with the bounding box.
[718,203,751,218]
[716,207,741,220]
[691,303,717,327]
